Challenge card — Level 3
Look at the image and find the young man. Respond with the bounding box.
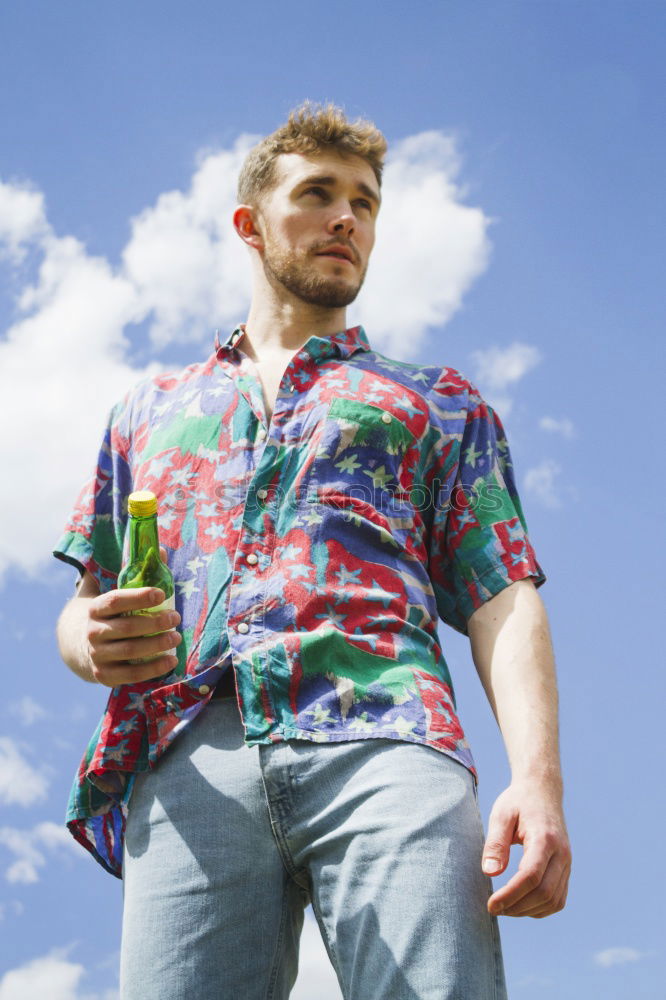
[55,102,571,999]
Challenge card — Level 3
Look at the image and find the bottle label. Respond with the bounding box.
[122,594,176,664]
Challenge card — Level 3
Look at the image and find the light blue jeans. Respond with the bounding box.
[120,696,508,999]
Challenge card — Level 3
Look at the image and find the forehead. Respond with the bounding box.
[272,150,379,196]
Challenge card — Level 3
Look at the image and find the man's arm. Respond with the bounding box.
[467,577,572,918]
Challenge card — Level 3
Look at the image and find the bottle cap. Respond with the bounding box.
[128,490,158,517]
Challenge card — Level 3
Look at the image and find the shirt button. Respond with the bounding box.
[381,412,392,424]
[257,427,267,440]
[290,384,296,392]
[247,553,258,565]
[198,684,210,695]
[257,488,268,500]
[237,622,250,634]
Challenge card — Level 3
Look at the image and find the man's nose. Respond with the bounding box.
[328,207,355,236]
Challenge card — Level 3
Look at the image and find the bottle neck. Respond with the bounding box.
[128,514,160,561]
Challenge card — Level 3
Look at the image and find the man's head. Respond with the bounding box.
[237,101,386,206]
[234,102,387,310]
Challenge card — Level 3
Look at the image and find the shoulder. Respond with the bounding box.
[359,349,476,402]
[110,354,217,432]
[353,350,490,442]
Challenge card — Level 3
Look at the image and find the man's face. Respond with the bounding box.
[255,150,381,309]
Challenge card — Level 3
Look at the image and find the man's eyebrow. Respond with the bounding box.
[297,175,381,207]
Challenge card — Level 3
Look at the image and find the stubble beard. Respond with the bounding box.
[262,238,367,309]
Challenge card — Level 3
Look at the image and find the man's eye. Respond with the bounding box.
[305,187,326,198]
[356,199,372,212]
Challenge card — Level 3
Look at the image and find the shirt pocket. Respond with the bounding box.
[304,397,415,512]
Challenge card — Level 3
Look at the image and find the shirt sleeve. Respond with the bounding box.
[52,400,133,593]
[427,378,546,636]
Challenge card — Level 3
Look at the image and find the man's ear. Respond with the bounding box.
[233,205,264,251]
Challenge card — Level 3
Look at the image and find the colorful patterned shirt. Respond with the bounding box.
[53,324,545,878]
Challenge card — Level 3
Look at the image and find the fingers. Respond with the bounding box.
[88,609,181,661]
[490,853,566,917]
[482,797,517,877]
[94,653,181,687]
[510,862,571,918]
[488,859,543,915]
[482,830,513,877]
[89,615,181,685]
[91,587,168,620]
[98,626,182,666]
[88,624,181,673]
[90,608,181,642]
[487,836,572,919]
[488,836,551,914]
[501,845,572,918]
[85,584,182,687]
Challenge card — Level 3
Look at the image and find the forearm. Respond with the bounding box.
[468,578,563,796]
[56,597,97,683]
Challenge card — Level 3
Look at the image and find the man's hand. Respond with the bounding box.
[84,586,182,687]
[57,546,182,686]
[482,781,572,918]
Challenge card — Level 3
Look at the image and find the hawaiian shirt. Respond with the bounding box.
[53,323,545,878]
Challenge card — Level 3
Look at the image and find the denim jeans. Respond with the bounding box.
[120,696,508,999]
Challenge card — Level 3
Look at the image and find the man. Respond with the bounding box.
[55,102,571,999]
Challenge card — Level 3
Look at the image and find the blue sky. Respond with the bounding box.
[0,1,664,996]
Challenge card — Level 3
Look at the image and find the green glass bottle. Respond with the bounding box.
[118,490,176,665]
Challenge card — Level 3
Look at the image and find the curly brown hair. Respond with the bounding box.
[237,100,387,205]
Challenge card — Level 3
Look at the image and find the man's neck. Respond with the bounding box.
[241,297,348,363]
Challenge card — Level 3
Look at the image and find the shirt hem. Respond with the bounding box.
[251,725,478,784]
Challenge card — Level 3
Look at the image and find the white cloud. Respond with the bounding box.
[0,129,491,585]
[291,907,342,1000]
[470,341,542,389]
[0,180,48,263]
[0,820,77,884]
[539,415,575,438]
[0,899,24,921]
[0,224,163,584]
[0,737,49,806]
[523,459,563,509]
[593,946,647,967]
[469,341,542,415]
[0,947,118,1000]
[0,922,330,1000]
[122,139,255,348]
[352,131,492,357]
[0,951,81,1000]
[8,696,49,726]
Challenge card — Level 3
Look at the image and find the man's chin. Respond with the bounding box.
[263,253,364,308]
[302,286,360,309]
[285,275,361,309]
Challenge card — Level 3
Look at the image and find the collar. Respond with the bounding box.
[214,323,371,363]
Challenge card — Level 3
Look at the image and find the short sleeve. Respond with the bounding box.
[52,401,133,593]
[427,381,546,635]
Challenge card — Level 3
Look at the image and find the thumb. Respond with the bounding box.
[482,810,514,875]
[159,545,168,562]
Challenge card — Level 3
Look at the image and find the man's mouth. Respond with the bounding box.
[316,245,355,263]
